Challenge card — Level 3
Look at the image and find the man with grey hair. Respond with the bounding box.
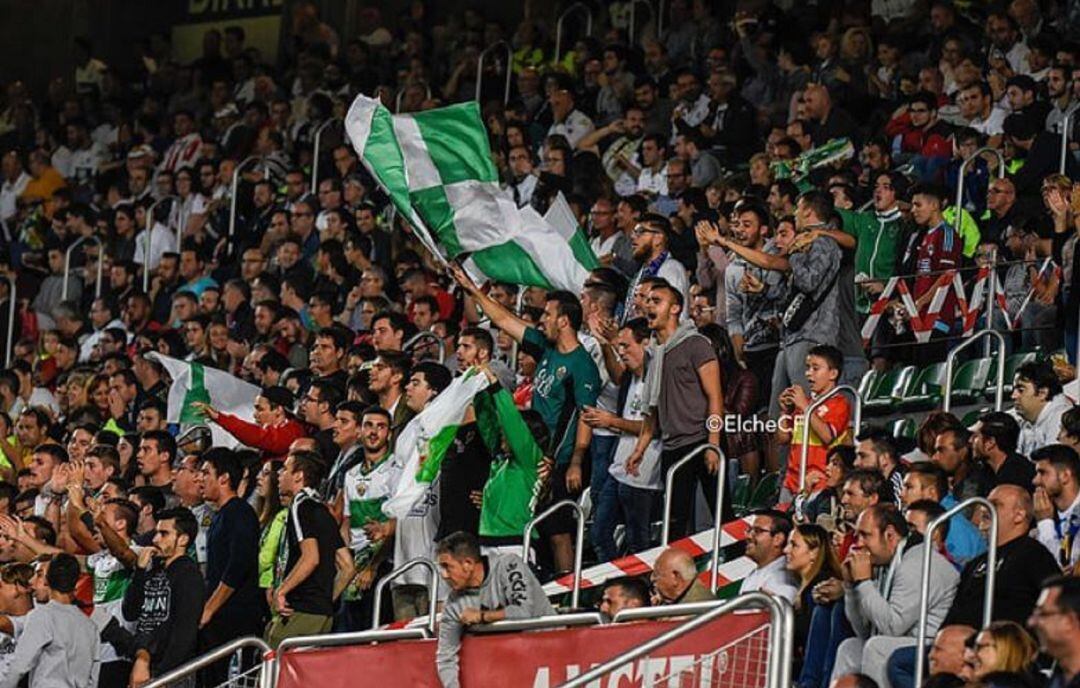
[650,547,714,605]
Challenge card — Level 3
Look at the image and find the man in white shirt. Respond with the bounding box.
[957,82,1008,147]
[1032,444,1080,570]
[740,510,798,603]
[635,134,669,197]
[1012,361,1074,457]
[546,74,595,150]
[0,152,29,241]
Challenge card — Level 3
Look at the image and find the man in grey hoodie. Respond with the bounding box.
[435,531,554,688]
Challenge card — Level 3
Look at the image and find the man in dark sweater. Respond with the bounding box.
[198,449,263,686]
[971,412,1035,492]
[124,507,205,688]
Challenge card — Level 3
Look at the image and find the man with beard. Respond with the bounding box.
[337,407,401,631]
[577,106,647,197]
[308,326,350,388]
[622,213,689,322]
[1045,64,1078,135]
[366,351,412,450]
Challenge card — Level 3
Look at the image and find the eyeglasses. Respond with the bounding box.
[748,526,777,536]
[632,225,661,237]
[1030,607,1071,620]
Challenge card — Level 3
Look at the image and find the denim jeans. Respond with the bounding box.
[886,646,918,688]
[589,435,619,498]
[798,601,851,688]
[590,475,658,562]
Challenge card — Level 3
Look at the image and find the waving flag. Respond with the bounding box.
[382,369,492,519]
[148,353,261,449]
[344,94,596,292]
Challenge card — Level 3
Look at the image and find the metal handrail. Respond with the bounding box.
[914,497,998,686]
[310,118,343,193]
[371,557,439,635]
[228,156,263,254]
[555,3,594,64]
[558,592,794,688]
[657,0,666,35]
[62,234,103,301]
[1061,109,1075,175]
[275,627,429,657]
[943,328,1006,412]
[403,330,446,363]
[798,385,862,492]
[142,195,178,291]
[143,636,271,688]
[628,0,653,45]
[981,246,998,357]
[522,499,585,609]
[3,275,14,367]
[470,611,603,634]
[658,443,728,592]
[476,41,512,105]
[954,147,1005,222]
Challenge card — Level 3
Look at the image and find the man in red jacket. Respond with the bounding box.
[194,386,306,462]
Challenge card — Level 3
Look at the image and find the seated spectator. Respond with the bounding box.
[968,621,1039,683]
[1031,444,1080,571]
[886,625,975,688]
[598,576,650,621]
[901,463,987,566]
[741,509,799,603]
[435,531,554,688]
[854,427,906,505]
[785,523,845,688]
[650,547,714,606]
[970,412,1035,492]
[1011,361,1073,457]
[932,426,995,501]
[832,505,959,687]
[1029,576,1080,688]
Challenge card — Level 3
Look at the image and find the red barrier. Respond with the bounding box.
[278,610,771,688]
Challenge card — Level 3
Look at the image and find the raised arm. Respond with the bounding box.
[448,263,528,343]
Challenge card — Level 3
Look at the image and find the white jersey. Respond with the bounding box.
[87,546,141,663]
[393,476,442,589]
[343,455,403,559]
[609,376,663,490]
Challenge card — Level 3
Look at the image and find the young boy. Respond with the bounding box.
[776,344,851,499]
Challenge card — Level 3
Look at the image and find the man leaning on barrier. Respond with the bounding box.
[435,530,554,688]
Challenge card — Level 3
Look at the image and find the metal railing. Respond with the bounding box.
[943,328,1006,413]
[628,0,653,45]
[3,275,14,366]
[470,611,603,634]
[143,636,272,688]
[558,592,794,688]
[554,2,593,64]
[476,41,512,105]
[955,147,1005,227]
[657,0,667,34]
[1061,109,1074,175]
[311,118,344,193]
[659,443,728,592]
[62,234,103,301]
[522,499,585,609]
[142,196,178,291]
[798,385,862,493]
[370,557,439,635]
[229,156,263,255]
[403,330,446,363]
[914,497,998,687]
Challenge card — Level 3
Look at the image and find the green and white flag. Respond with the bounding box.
[148,353,261,449]
[382,369,491,519]
[344,94,597,292]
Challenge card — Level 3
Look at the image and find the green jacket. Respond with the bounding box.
[836,207,907,314]
[477,387,546,542]
[942,206,981,258]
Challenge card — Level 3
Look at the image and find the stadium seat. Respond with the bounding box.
[890,417,916,441]
[960,408,992,428]
[731,473,753,516]
[749,471,780,509]
[947,357,994,407]
[857,368,881,400]
[864,365,916,415]
[899,363,947,411]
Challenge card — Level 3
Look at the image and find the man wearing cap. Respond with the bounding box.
[546,73,595,150]
[195,386,307,462]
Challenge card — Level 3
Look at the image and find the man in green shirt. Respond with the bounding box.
[449,264,600,573]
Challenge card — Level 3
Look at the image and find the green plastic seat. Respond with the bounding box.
[731,473,753,517]
[948,357,994,407]
[960,407,992,428]
[890,418,917,441]
[900,363,947,411]
[749,471,780,509]
[858,369,881,400]
[864,366,916,415]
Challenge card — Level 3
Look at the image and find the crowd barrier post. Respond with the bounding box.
[371,557,440,635]
[476,41,512,106]
[555,3,594,64]
[311,118,344,194]
[522,499,585,609]
[942,329,1006,413]
[62,234,103,301]
[799,385,862,493]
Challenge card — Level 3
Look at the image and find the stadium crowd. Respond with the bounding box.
[2,0,1080,686]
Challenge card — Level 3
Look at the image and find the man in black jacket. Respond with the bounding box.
[198,449,263,686]
[124,507,205,688]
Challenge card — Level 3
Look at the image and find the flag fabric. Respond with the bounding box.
[382,369,492,519]
[148,353,261,449]
[343,94,597,292]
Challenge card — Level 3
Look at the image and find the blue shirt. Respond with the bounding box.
[941,493,988,567]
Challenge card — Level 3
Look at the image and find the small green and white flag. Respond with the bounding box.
[344,94,597,292]
[148,353,261,449]
[382,369,492,519]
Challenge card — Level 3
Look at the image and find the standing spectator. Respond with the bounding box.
[0,553,98,688]
[125,508,205,688]
[196,386,307,462]
[267,450,352,647]
[198,450,262,686]
[629,280,724,539]
[435,531,553,688]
